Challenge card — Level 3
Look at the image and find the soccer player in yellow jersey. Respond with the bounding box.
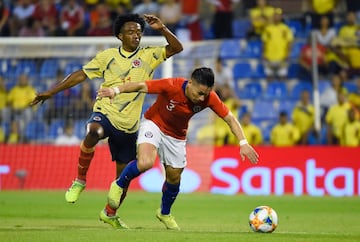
[270,111,300,146]
[30,13,183,211]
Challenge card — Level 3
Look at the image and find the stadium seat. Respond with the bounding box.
[278,100,297,114]
[219,39,242,59]
[39,59,59,79]
[252,100,278,122]
[233,62,253,80]
[344,82,358,93]
[48,119,65,140]
[252,63,266,79]
[318,80,331,94]
[64,61,83,76]
[287,63,300,79]
[289,41,305,59]
[232,19,251,38]
[291,82,313,99]
[74,119,87,139]
[24,120,48,142]
[264,81,288,100]
[239,82,263,99]
[241,40,262,58]
[14,59,38,79]
[286,19,305,38]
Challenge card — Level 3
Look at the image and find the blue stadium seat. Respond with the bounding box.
[252,100,278,122]
[291,82,313,99]
[318,80,331,94]
[344,82,358,93]
[252,63,266,79]
[232,19,251,38]
[289,41,305,59]
[287,63,300,78]
[219,39,242,59]
[14,59,38,79]
[278,100,297,114]
[264,81,288,100]
[64,61,83,76]
[0,59,14,79]
[24,120,48,142]
[48,119,65,140]
[74,119,87,139]
[241,40,262,58]
[286,19,305,38]
[40,59,59,79]
[239,82,263,99]
[233,62,253,80]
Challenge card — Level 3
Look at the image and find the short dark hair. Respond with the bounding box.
[191,67,215,87]
[113,13,145,37]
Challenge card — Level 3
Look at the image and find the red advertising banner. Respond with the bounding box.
[0,145,359,196]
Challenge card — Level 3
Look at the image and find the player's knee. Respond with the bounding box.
[86,125,104,139]
[137,157,155,172]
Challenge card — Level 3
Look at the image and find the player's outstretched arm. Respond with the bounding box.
[223,112,259,164]
[97,82,148,102]
[143,14,183,58]
[30,70,87,106]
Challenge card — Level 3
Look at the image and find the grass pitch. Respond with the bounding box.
[0,190,359,242]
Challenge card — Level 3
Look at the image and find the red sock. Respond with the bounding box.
[105,204,117,217]
[77,143,95,182]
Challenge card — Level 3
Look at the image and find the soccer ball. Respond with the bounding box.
[249,205,278,233]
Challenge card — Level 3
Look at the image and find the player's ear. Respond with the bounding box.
[118,33,123,41]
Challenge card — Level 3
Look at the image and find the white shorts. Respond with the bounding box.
[137,118,187,168]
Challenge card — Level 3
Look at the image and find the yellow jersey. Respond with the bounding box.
[262,23,294,62]
[7,85,36,110]
[325,102,352,138]
[342,120,360,146]
[83,46,166,133]
[270,123,300,146]
[292,103,315,135]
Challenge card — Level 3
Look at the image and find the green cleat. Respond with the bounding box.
[65,180,85,203]
[99,210,129,229]
[107,181,123,209]
[156,208,180,230]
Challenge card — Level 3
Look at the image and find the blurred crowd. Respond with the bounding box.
[0,0,359,147]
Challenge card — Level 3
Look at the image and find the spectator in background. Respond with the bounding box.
[58,0,85,36]
[158,0,181,34]
[345,0,360,24]
[6,120,20,144]
[179,0,203,41]
[55,121,81,145]
[313,15,336,47]
[208,0,240,39]
[325,91,352,145]
[341,108,360,147]
[240,112,263,146]
[298,36,328,82]
[87,2,112,36]
[213,56,234,91]
[0,121,4,143]
[270,111,300,146]
[132,0,159,35]
[18,17,46,37]
[0,0,10,36]
[0,76,7,122]
[305,0,338,30]
[348,78,360,112]
[292,89,315,145]
[261,8,293,81]
[9,0,35,36]
[247,0,275,40]
[32,0,58,36]
[338,11,359,42]
[320,74,348,112]
[71,81,95,120]
[7,73,37,142]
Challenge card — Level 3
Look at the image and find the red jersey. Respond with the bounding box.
[144,78,230,140]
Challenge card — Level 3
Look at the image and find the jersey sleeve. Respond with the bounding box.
[208,91,230,118]
[82,50,108,79]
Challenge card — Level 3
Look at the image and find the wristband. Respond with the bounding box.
[239,139,248,146]
[113,87,120,95]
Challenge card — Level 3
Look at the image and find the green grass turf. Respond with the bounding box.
[0,191,359,242]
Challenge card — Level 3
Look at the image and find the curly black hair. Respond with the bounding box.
[113,13,145,38]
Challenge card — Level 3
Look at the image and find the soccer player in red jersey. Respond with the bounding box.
[97,67,259,230]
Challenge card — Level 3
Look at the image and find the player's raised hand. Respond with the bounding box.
[143,14,164,30]
[30,92,53,106]
[240,144,259,164]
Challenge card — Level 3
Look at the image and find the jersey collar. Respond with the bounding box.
[119,46,140,59]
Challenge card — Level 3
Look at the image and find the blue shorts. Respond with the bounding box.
[87,112,137,164]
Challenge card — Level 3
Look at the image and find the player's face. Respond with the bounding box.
[186,80,212,103]
[119,22,142,52]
